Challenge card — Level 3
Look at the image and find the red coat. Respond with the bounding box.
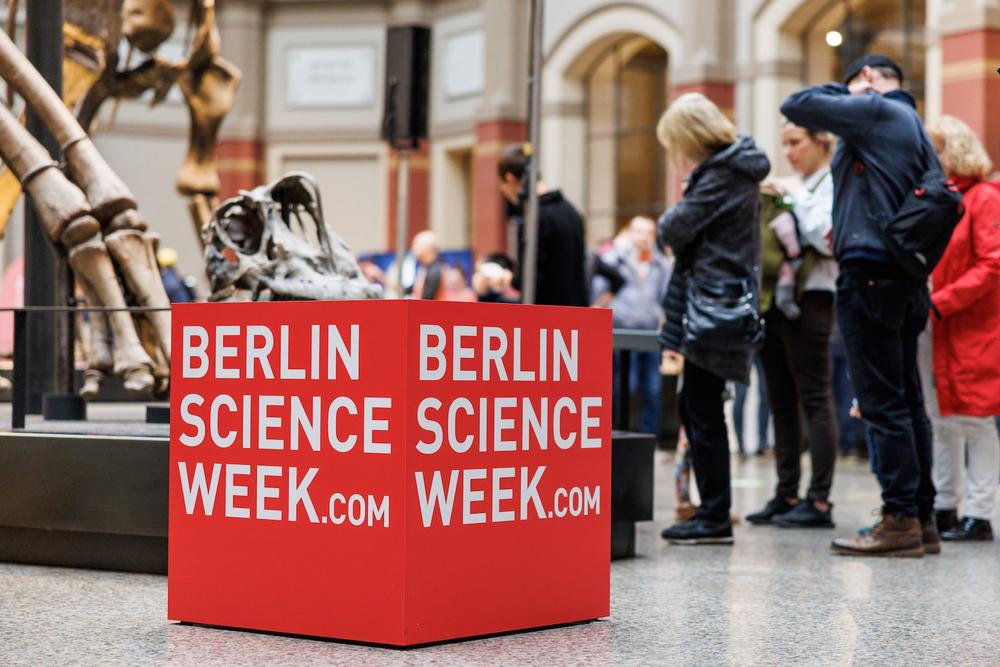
[931,179,1000,417]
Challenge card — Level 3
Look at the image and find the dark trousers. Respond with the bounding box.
[760,291,838,502]
[734,353,769,454]
[831,332,864,455]
[612,350,663,436]
[679,361,730,522]
[836,262,934,519]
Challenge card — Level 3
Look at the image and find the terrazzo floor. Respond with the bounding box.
[3,452,999,666]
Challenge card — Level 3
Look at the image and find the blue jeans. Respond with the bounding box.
[613,350,663,436]
[733,353,769,453]
[836,262,934,519]
[865,427,881,479]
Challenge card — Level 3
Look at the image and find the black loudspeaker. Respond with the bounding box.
[382,25,431,148]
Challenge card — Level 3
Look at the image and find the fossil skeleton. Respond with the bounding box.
[0,26,170,397]
[0,0,241,399]
[204,172,382,302]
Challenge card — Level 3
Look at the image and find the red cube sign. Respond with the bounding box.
[168,300,611,645]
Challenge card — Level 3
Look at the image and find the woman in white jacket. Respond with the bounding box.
[747,122,841,528]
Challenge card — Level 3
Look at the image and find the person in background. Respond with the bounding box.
[747,122,839,529]
[156,247,193,303]
[831,323,865,458]
[732,354,770,456]
[443,264,477,302]
[782,54,938,557]
[498,144,588,306]
[588,248,627,308]
[656,93,770,546]
[918,115,1000,542]
[357,259,386,289]
[473,253,520,304]
[407,230,447,300]
[597,215,671,436]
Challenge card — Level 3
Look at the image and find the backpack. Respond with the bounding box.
[860,138,964,280]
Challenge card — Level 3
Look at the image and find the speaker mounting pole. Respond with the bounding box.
[393,147,411,294]
[521,0,544,305]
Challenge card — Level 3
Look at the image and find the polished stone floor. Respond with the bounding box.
[3,453,999,666]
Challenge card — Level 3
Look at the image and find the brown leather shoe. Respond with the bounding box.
[831,514,924,557]
[922,520,941,554]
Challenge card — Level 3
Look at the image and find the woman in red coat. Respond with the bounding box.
[922,115,1000,541]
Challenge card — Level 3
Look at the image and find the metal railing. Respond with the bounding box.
[2,306,171,429]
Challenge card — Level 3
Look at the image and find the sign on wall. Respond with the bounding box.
[286,46,376,108]
[442,30,484,99]
[168,300,612,645]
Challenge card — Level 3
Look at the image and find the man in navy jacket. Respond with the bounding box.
[781,54,938,558]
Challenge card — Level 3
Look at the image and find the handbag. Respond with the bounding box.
[683,275,764,349]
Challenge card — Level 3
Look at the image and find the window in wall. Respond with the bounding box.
[441,147,473,249]
[585,38,667,243]
[281,154,384,254]
[806,0,926,113]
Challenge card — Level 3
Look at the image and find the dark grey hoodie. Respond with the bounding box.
[657,134,771,383]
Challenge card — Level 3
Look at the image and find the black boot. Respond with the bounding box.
[934,509,959,533]
[941,517,994,541]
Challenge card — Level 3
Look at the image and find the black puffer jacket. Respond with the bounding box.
[658,135,770,383]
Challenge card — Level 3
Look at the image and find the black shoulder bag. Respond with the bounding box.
[683,275,765,350]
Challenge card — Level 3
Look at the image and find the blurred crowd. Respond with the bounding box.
[151,50,998,559]
[381,52,1000,558]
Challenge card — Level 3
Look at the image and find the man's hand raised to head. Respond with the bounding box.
[847,71,874,96]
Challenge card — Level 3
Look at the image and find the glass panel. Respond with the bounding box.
[827,0,926,112]
[587,137,616,217]
[585,38,668,238]
[586,54,617,135]
[616,132,663,228]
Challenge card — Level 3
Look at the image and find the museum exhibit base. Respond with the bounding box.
[0,431,168,573]
[42,393,87,421]
[146,404,170,424]
[0,429,647,578]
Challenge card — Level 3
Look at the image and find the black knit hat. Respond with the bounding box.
[843,53,904,84]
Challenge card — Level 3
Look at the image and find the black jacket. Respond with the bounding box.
[517,190,588,307]
[781,85,935,264]
[658,135,770,383]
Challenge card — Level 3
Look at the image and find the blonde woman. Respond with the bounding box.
[657,93,770,545]
[920,115,1000,541]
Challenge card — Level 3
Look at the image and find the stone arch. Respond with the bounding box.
[540,4,682,237]
[746,0,830,175]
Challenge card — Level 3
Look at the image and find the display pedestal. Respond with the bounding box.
[0,431,168,573]
[168,300,612,646]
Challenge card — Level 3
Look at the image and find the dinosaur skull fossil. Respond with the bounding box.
[204,172,382,302]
